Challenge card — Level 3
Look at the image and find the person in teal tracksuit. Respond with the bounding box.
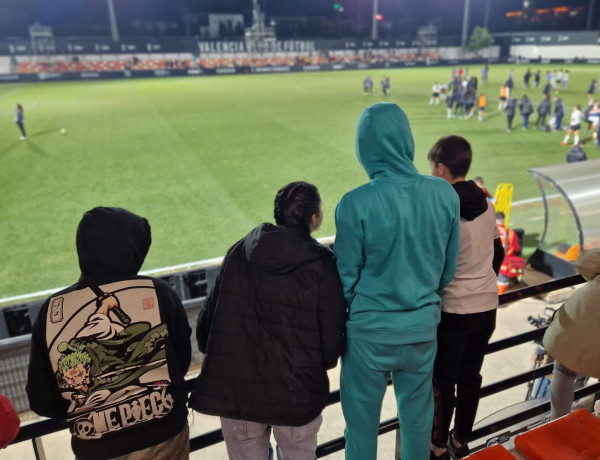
[334,102,460,460]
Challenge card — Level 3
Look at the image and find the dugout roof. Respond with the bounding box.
[527,158,600,278]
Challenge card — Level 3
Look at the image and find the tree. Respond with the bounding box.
[468,26,492,55]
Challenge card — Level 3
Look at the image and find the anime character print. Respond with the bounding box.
[46,279,174,440]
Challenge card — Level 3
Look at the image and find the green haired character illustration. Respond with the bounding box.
[57,343,93,405]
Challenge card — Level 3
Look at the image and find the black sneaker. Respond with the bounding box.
[446,433,469,459]
[431,450,449,460]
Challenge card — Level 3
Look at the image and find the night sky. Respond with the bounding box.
[0,0,596,39]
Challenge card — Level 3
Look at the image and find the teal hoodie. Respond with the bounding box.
[334,103,460,345]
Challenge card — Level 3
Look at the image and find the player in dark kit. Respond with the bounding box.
[14,104,26,140]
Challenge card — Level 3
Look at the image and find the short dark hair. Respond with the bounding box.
[427,135,472,178]
[274,181,320,233]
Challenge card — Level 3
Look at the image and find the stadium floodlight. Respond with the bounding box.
[333,3,341,9]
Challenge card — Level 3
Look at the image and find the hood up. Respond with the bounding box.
[243,223,328,274]
[576,248,600,281]
[356,103,418,180]
[76,207,151,282]
[452,180,489,221]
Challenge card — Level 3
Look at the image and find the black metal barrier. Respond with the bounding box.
[9,274,599,459]
[0,267,218,340]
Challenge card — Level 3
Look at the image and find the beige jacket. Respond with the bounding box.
[543,248,600,378]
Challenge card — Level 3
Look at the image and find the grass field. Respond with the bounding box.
[1,64,598,301]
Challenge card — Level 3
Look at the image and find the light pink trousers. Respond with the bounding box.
[221,415,322,460]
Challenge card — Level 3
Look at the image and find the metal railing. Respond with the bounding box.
[9,274,600,459]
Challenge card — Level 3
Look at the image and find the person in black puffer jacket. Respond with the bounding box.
[191,181,346,460]
[535,94,551,129]
[519,94,534,129]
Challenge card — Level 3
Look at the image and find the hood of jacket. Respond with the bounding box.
[243,223,329,274]
[356,103,418,180]
[576,248,600,281]
[76,207,151,282]
[452,180,489,221]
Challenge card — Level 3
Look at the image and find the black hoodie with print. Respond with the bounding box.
[27,207,191,460]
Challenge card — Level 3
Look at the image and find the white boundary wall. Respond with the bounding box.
[511,44,600,59]
[0,56,11,73]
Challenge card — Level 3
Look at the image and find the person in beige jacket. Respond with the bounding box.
[543,248,600,419]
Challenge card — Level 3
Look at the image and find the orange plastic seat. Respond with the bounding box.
[515,409,600,460]
[464,444,515,459]
[554,244,580,262]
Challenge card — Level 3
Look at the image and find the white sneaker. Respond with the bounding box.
[20,136,26,140]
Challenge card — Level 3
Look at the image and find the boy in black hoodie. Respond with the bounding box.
[429,136,504,459]
[27,207,191,460]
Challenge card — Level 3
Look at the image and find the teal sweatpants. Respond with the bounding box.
[340,338,437,460]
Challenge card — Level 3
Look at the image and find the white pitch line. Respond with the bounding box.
[0,199,558,305]
[0,198,558,306]
[1,236,336,305]
[512,196,543,206]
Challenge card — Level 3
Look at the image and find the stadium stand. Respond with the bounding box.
[13,49,442,74]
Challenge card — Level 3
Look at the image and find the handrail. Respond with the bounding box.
[10,274,592,458]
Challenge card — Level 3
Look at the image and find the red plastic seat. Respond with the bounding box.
[515,409,600,460]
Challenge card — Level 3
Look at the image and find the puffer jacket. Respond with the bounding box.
[537,98,551,116]
[505,98,518,116]
[553,98,565,118]
[543,249,600,378]
[519,96,533,115]
[191,223,346,426]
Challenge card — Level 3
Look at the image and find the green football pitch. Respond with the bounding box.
[1,64,598,301]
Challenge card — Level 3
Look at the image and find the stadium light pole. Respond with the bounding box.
[107,0,120,43]
[371,0,379,40]
[588,0,596,30]
[461,0,470,52]
[483,0,491,30]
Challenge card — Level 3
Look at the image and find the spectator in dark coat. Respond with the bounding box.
[191,182,346,460]
[535,94,552,129]
[464,88,476,119]
[446,91,455,119]
[452,77,461,93]
[506,78,514,96]
[534,69,541,88]
[524,68,532,88]
[566,143,588,163]
[543,82,552,97]
[519,95,534,129]
[553,97,566,131]
[588,79,597,105]
[505,98,518,132]
[454,87,466,119]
